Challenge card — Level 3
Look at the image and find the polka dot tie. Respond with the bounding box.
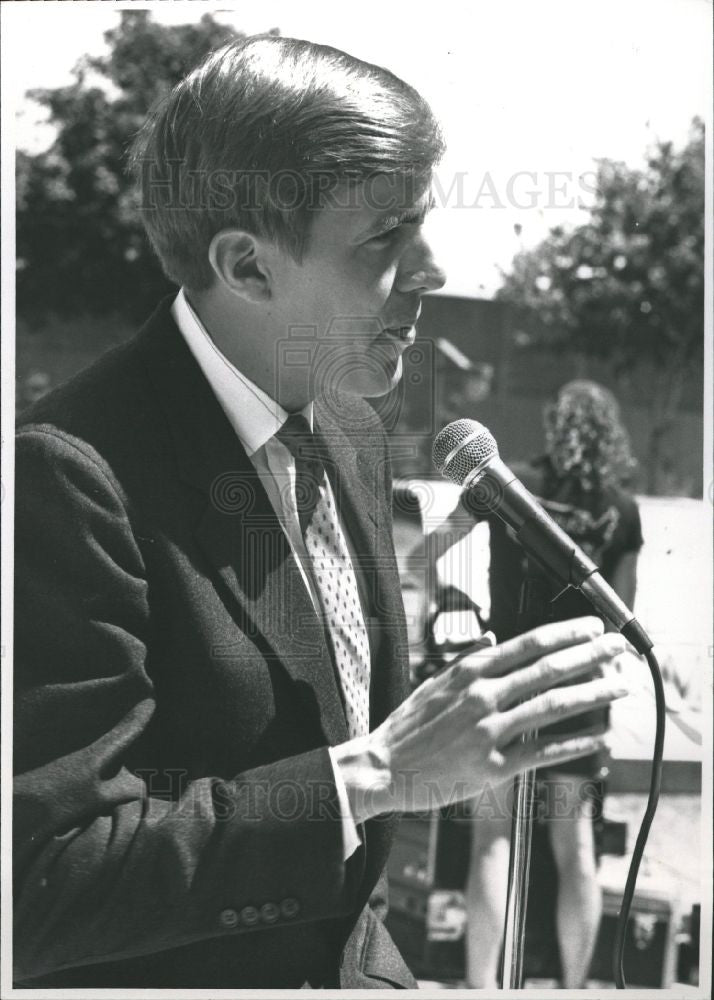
[276,414,371,738]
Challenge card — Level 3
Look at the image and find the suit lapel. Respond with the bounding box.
[136,301,349,746]
[194,495,350,747]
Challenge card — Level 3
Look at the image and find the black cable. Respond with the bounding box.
[613,646,666,988]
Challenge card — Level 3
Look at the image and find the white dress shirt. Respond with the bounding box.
[172,289,361,859]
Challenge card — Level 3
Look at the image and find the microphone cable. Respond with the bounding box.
[613,644,666,988]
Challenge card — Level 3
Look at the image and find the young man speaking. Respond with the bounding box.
[14,35,628,988]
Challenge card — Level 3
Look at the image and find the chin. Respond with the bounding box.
[345,357,403,399]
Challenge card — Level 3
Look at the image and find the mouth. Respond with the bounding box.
[379,318,419,347]
[382,326,416,347]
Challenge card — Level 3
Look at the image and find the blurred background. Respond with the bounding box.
[6,0,711,990]
[10,0,708,500]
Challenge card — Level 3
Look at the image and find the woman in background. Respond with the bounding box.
[465,380,643,989]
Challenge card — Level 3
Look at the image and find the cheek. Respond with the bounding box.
[348,257,398,310]
[291,252,398,323]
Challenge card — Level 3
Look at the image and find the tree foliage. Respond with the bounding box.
[498,119,705,491]
[17,11,242,320]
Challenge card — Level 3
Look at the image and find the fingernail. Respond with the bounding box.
[614,686,630,698]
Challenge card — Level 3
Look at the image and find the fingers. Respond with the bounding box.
[482,616,606,677]
[440,632,498,674]
[493,675,628,746]
[440,616,607,691]
[501,732,609,781]
[494,632,627,709]
[447,617,605,689]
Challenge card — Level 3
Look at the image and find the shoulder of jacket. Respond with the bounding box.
[15,423,130,511]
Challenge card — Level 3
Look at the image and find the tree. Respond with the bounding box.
[497,119,704,493]
[16,11,244,320]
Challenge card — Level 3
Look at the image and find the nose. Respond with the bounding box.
[395,230,447,295]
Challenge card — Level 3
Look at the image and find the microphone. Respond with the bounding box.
[432,418,653,655]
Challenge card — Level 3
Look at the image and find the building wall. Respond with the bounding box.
[408,294,704,496]
[418,294,703,414]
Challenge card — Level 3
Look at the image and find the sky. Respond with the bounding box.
[4,0,711,298]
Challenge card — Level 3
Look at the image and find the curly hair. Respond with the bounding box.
[543,380,637,494]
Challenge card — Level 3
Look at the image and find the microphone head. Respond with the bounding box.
[432,419,499,487]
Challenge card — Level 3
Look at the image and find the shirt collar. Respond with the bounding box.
[172,288,313,457]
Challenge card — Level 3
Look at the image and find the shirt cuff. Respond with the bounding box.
[328,746,362,861]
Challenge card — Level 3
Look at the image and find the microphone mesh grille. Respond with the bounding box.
[432,419,499,486]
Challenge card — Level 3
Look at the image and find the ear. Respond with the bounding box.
[208,229,272,302]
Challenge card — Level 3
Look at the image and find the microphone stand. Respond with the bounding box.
[499,556,552,989]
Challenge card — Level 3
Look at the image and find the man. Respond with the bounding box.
[14,35,628,988]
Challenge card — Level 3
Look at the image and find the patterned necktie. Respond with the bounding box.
[276,413,371,737]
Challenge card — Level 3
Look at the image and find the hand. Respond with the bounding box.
[332,616,629,821]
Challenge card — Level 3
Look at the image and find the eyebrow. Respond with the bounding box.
[359,193,436,240]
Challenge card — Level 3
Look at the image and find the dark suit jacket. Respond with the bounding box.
[14,299,416,989]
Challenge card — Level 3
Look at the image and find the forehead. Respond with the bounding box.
[308,173,434,244]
